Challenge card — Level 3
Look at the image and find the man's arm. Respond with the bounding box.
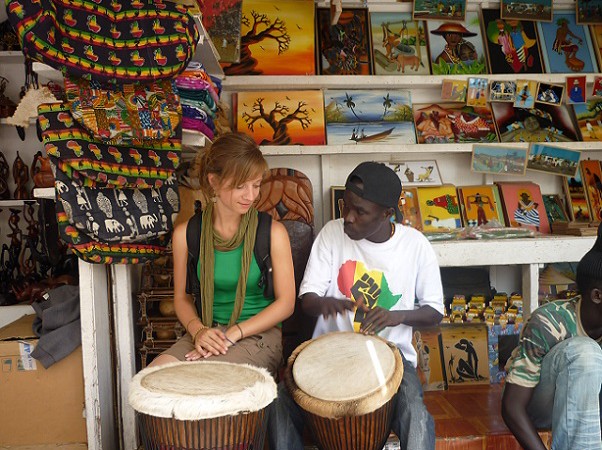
[360,304,442,334]
[301,292,356,319]
[501,383,547,450]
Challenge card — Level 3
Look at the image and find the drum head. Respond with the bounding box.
[292,332,396,402]
[129,361,277,420]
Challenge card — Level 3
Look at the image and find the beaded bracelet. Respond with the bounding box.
[185,317,201,335]
[192,324,207,343]
[235,323,244,340]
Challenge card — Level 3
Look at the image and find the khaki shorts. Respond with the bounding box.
[161,326,283,376]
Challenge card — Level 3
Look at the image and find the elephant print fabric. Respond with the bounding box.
[51,160,180,244]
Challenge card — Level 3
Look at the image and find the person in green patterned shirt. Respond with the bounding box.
[502,229,602,450]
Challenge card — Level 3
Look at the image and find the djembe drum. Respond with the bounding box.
[285,332,404,450]
[129,361,277,450]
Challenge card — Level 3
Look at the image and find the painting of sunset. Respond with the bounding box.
[236,90,326,145]
[222,0,316,75]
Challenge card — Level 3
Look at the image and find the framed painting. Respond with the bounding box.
[577,0,602,24]
[466,77,488,107]
[580,159,602,222]
[496,181,551,233]
[536,12,599,74]
[370,12,431,76]
[481,9,544,74]
[412,327,447,391]
[324,89,416,145]
[562,167,592,222]
[491,102,579,142]
[400,187,423,230]
[389,160,442,186]
[202,0,243,63]
[317,7,372,75]
[331,186,346,220]
[542,194,569,224]
[440,323,490,386]
[500,0,553,22]
[412,0,466,22]
[535,82,565,105]
[222,0,315,75]
[514,79,537,108]
[527,143,581,177]
[458,185,505,227]
[235,90,326,145]
[489,80,517,102]
[427,12,488,75]
[572,100,602,141]
[566,75,587,104]
[413,103,498,144]
[441,79,468,101]
[593,76,602,98]
[471,144,528,176]
[590,25,602,71]
[416,185,463,232]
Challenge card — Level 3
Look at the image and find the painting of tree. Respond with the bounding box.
[222,0,316,75]
[236,91,326,145]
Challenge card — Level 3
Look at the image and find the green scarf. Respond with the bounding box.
[199,203,259,327]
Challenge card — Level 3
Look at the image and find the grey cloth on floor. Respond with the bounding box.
[31,284,81,368]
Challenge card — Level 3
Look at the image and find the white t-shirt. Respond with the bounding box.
[299,219,444,367]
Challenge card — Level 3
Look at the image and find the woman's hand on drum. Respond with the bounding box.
[360,307,405,335]
[186,327,229,360]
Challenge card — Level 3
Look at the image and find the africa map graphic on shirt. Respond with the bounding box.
[337,260,401,331]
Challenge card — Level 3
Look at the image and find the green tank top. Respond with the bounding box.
[197,245,274,324]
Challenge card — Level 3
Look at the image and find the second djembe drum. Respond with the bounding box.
[285,331,404,450]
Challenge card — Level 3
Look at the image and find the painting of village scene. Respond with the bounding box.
[577,0,602,24]
[527,144,581,177]
[471,145,527,176]
[491,103,579,142]
[563,168,592,222]
[413,103,498,144]
[412,0,466,21]
[536,12,599,74]
[370,12,430,76]
[324,89,415,145]
[236,90,326,145]
[428,12,488,75]
[481,9,544,74]
[222,0,316,75]
[317,8,372,75]
[501,0,552,22]
[573,100,602,141]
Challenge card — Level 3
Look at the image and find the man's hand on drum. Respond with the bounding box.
[186,327,229,360]
[360,307,405,335]
[320,296,356,319]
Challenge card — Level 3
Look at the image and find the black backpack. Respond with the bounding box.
[185,209,274,317]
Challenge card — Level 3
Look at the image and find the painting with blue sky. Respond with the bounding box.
[527,143,581,177]
[324,89,416,145]
[501,0,552,22]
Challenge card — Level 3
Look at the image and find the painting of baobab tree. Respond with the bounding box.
[221,0,315,75]
[324,89,415,145]
[370,12,430,76]
[236,90,326,145]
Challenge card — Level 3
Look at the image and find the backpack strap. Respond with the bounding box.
[185,210,203,314]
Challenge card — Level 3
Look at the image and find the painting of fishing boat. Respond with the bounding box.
[324,89,416,145]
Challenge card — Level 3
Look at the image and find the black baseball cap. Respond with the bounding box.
[345,161,403,222]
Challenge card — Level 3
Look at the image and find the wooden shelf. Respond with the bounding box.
[433,235,595,267]
[0,199,38,207]
[260,141,602,156]
[0,51,23,59]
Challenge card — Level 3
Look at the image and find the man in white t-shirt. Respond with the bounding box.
[268,162,444,450]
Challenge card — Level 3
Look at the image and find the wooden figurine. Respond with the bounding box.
[0,151,9,199]
[31,150,54,189]
[12,151,29,200]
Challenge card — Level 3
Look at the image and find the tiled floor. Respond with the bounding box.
[424,384,552,450]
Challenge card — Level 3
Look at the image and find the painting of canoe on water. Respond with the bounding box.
[324,89,416,145]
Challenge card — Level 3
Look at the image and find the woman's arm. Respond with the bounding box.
[172,221,227,357]
[226,219,295,342]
